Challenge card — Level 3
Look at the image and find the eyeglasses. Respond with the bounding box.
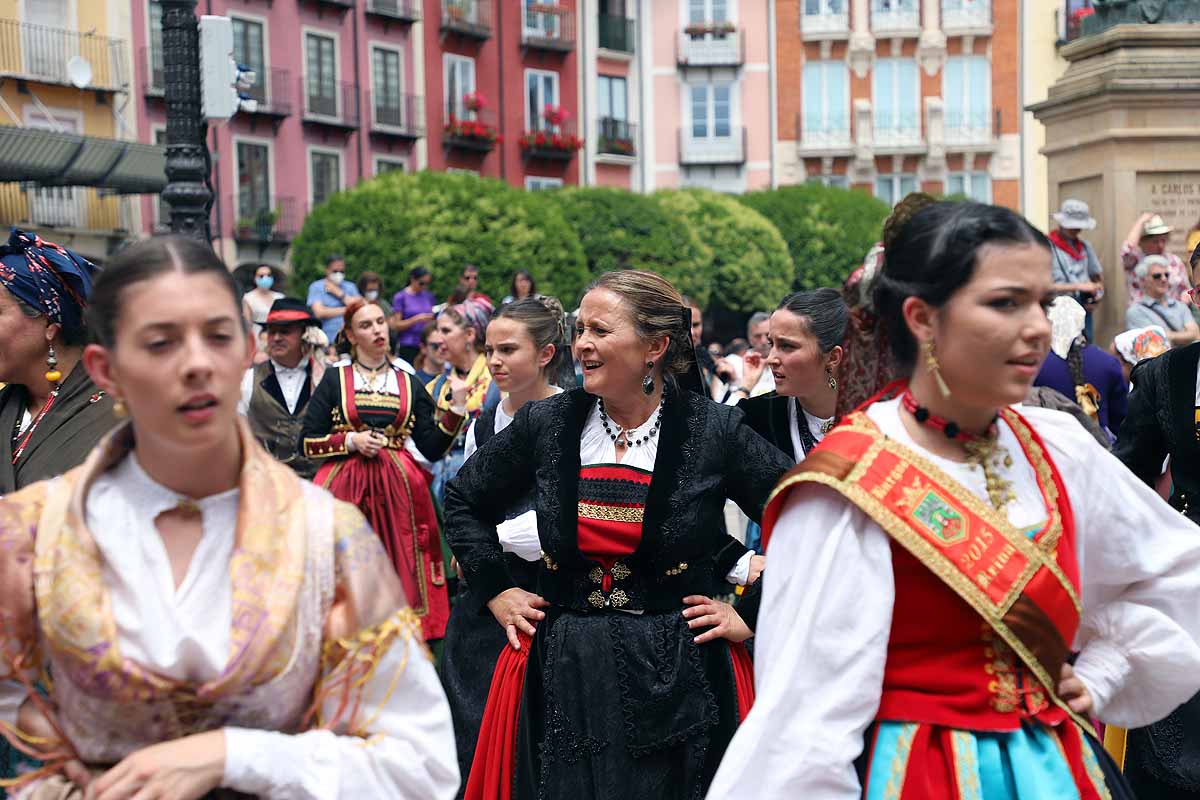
[1150,272,1169,280]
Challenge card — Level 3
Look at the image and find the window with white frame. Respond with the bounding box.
[598,75,631,151]
[524,0,560,39]
[875,174,918,207]
[802,60,849,145]
[803,0,848,33]
[310,150,341,208]
[946,171,991,202]
[871,0,919,31]
[148,1,164,91]
[232,18,266,103]
[236,141,271,222]
[526,176,564,191]
[942,0,992,29]
[444,54,476,119]
[873,58,920,145]
[526,69,560,132]
[690,83,732,139]
[305,32,337,116]
[807,174,849,189]
[689,0,730,25]
[943,55,990,144]
[375,158,406,175]
[372,46,404,127]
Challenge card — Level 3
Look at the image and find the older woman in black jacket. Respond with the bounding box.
[445,270,791,800]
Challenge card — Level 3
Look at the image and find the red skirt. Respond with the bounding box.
[316,448,449,641]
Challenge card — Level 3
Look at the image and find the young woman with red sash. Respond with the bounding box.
[301,298,467,643]
[444,270,793,800]
[709,201,1200,799]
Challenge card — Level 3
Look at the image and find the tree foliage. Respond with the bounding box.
[737,183,889,291]
[290,171,589,306]
[653,188,794,313]
[555,187,711,305]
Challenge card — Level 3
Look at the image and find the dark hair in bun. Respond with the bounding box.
[492,295,574,388]
[872,201,1050,368]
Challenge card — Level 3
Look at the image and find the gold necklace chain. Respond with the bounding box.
[353,360,388,393]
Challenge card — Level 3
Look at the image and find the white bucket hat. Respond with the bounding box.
[1052,199,1097,231]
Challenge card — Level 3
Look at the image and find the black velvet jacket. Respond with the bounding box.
[1114,342,1200,523]
[444,387,792,614]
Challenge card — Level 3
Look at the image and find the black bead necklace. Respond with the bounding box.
[599,396,665,448]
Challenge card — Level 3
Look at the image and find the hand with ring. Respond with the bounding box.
[353,430,386,459]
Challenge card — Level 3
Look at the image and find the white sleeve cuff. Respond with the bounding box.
[496,510,541,562]
[1072,638,1131,720]
[725,550,754,586]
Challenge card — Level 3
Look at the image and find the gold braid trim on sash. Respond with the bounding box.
[305,607,426,737]
[769,410,1094,734]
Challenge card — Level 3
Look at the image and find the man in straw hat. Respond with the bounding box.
[237,297,328,478]
[1049,199,1106,341]
[1123,211,1191,306]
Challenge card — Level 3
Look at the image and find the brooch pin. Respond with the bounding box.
[89,391,106,404]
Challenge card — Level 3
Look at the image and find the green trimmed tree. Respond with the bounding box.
[653,188,794,313]
[556,187,712,306]
[738,183,889,291]
[290,170,589,307]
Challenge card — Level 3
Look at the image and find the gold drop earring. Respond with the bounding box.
[923,341,951,398]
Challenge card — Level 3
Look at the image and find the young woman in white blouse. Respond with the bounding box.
[0,236,458,800]
[709,202,1200,800]
[443,295,569,794]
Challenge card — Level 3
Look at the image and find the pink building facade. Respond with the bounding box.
[131,0,424,276]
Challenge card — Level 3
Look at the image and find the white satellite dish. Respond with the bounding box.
[66,56,93,89]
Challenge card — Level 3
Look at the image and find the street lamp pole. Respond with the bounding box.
[160,0,212,242]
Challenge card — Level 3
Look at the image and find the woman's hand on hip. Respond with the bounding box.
[85,730,225,800]
[487,587,550,651]
[683,595,752,644]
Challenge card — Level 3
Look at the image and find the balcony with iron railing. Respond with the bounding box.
[313,0,354,9]
[943,108,993,147]
[241,67,293,117]
[366,0,420,22]
[597,118,636,158]
[301,78,360,128]
[522,4,574,51]
[0,19,127,91]
[870,0,921,37]
[230,196,301,243]
[520,117,582,161]
[801,1,850,40]
[443,107,499,153]
[797,112,854,154]
[370,93,424,138]
[941,0,992,36]
[598,14,635,53]
[873,111,923,150]
[679,126,746,165]
[677,26,744,67]
[441,0,492,40]
[0,183,131,234]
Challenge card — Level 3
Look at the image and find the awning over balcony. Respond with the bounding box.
[0,125,165,194]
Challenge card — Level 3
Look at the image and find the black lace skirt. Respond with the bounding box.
[512,607,742,800]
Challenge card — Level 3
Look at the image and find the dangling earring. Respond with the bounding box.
[826,367,837,392]
[642,362,655,395]
[923,341,951,398]
[112,397,127,418]
[44,344,61,386]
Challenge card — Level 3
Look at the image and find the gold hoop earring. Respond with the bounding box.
[923,341,951,398]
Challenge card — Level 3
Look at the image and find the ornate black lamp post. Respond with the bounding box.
[160,0,212,243]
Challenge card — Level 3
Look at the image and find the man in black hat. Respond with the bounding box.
[237,297,327,479]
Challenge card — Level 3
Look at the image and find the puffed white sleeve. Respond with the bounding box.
[220,502,459,799]
[707,484,894,800]
[1033,407,1200,728]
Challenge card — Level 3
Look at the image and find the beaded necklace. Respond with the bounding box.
[900,389,1015,511]
[11,389,59,465]
[598,396,665,448]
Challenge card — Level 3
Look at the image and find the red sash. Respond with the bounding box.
[762,407,1090,730]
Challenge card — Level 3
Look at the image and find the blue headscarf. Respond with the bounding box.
[0,228,98,334]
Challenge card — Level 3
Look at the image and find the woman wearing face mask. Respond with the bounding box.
[0,238,459,800]
[301,298,468,644]
[710,202,1200,800]
[426,298,498,501]
[240,264,283,346]
[441,296,571,795]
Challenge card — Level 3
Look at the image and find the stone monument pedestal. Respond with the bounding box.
[1030,15,1200,346]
